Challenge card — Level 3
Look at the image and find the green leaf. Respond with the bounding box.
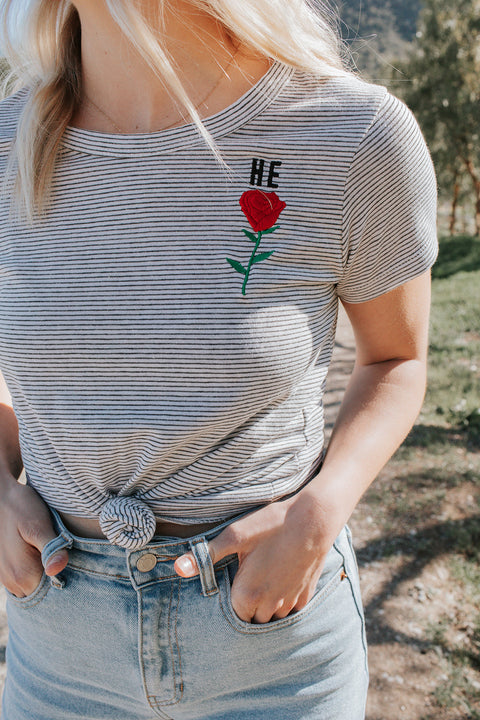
[226,257,247,275]
[261,225,280,235]
[252,250,275,264]
[242,229,258,243]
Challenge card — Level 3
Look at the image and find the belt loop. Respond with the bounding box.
[41,534,73,591]
[41,534,73,569]
[189,537,218,597]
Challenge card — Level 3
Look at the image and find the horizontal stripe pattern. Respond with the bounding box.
[0,64,438,541]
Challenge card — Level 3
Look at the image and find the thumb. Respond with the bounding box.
[44,549,69,577]
[174,529,237,578]
[20,515,69,577]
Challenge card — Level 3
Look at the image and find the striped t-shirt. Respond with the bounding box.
[0,62,438,549]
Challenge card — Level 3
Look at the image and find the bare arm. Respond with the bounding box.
[0,371,69,597]
[303,271,430,539]
[0,371,23,481]
[174,272,431,623]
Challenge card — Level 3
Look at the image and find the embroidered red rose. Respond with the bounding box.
[226,189,287,295]
[239,189,287,232]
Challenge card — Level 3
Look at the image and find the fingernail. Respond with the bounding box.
[176,555,195,576]
[45,553,64,573]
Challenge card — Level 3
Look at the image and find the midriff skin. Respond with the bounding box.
[59,511,220,540]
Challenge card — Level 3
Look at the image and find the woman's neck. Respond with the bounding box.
[71,0,270,133]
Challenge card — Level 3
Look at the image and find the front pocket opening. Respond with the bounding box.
[6,572,50,608]
[220,560,347,634]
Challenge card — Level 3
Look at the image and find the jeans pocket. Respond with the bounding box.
[218,542,346,635]
[342,526,369,673]
[6,532,72,609]
[5,572,51,608]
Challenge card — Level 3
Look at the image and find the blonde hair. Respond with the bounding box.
[1,0,348,220]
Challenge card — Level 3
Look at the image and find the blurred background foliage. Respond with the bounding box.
[336,0,480,238]
[1,1,479,235]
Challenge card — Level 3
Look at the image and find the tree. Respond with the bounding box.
[391,0,480,235]
[337,0,415,78]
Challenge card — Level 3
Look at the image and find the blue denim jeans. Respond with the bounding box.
[2,509,368,719]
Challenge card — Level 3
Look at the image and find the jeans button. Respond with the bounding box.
[136,553,157,572]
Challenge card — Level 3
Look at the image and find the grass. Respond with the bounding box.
[423,554,480,719]
[409,233,480,712]
[429,663,480,719]
[431,234,480,280]
[416,235,480,447]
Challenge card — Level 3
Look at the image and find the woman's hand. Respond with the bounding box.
[0,478,69,598]
[175,274,433,622]
[174,489,339,623]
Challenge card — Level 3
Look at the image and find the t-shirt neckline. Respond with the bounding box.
[61,61,295,157]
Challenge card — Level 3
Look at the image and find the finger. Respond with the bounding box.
[17,514,69,576]
[5,560,39,598]
[253,598,291,624]
[230,580,264,623]
[5,541,45,597]
[44,550,69,577]
[271,599,296,621]
[295,583,319,611]
[174,554,199,578]
[175,525,238,578]
[206,526,238,565]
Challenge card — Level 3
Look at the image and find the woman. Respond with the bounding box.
[0,1,437,718]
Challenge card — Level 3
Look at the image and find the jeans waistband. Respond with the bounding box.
[47,506,244,590]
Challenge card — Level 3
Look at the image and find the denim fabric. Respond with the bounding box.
[2,509,368,719]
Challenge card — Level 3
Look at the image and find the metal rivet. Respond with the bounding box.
[50,575,65,589]
[136,553,157,573]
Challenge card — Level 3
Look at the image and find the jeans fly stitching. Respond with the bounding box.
[146,581,182,709]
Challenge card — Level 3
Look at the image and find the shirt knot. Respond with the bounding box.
[99,495,156,550]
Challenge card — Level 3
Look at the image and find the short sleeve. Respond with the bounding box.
[337,92,438,303]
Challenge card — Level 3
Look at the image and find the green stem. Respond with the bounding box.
[242,231,263,295]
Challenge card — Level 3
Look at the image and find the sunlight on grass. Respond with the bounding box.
[416,236,480,447]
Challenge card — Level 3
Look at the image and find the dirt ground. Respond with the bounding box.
[0,307,478,718]
[326,311,480,720]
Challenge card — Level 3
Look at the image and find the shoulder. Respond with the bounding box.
[353,89,429,162]
[345,87,435,197]
[266,68,423,158]
[279,71,435,189]
[0,87,29,145]
[287,70,388,109]
[271,69,388,132]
